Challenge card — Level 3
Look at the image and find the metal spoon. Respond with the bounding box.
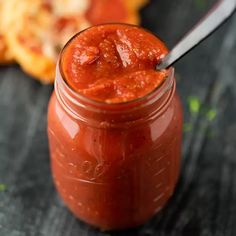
[156,0,236,70]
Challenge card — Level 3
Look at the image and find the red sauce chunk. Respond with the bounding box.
[61,24,168,103]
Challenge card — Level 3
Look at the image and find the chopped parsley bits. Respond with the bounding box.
[0,184,7,192]
[187,96,201,114]
[183,123,193,133]
[195,0,207,10]
[206,108,217,121]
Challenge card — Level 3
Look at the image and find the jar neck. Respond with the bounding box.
[55,64,175,128]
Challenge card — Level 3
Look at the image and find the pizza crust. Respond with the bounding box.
[125,0,149,24]
[0,1,14,64]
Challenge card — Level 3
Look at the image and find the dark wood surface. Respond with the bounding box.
[1,0,236,235]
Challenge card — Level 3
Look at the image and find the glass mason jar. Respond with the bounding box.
[47,40,183,231]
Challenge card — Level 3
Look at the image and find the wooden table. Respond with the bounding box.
[1,0,236,235]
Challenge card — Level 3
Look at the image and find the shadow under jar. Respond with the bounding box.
[47,25,183,231]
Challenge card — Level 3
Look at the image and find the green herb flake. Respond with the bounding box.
[187,96,201,114]
[0,184,7,192]
[195,0,207,10]
[206,109,217,121]
[207,130,216,138]
[175,73,181,82]
[183,123,193,133]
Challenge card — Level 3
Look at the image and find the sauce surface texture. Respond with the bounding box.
[61,24,168,103]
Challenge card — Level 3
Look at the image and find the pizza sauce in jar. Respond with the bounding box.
[47,24,183,230]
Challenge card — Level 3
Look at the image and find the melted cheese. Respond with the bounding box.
[53,0,90,15]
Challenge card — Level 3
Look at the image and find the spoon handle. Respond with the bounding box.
[157,0,236,70]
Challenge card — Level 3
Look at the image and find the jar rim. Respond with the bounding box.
[56,23,175,111]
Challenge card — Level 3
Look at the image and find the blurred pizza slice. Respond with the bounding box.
[0,1,14,64]
[1,0,147,82]
[1,0,90,82]
[0,35,13,64]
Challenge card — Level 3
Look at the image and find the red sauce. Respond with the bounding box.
[86,0,127,25]
[61,24,168,103]
[48,24,183,230]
